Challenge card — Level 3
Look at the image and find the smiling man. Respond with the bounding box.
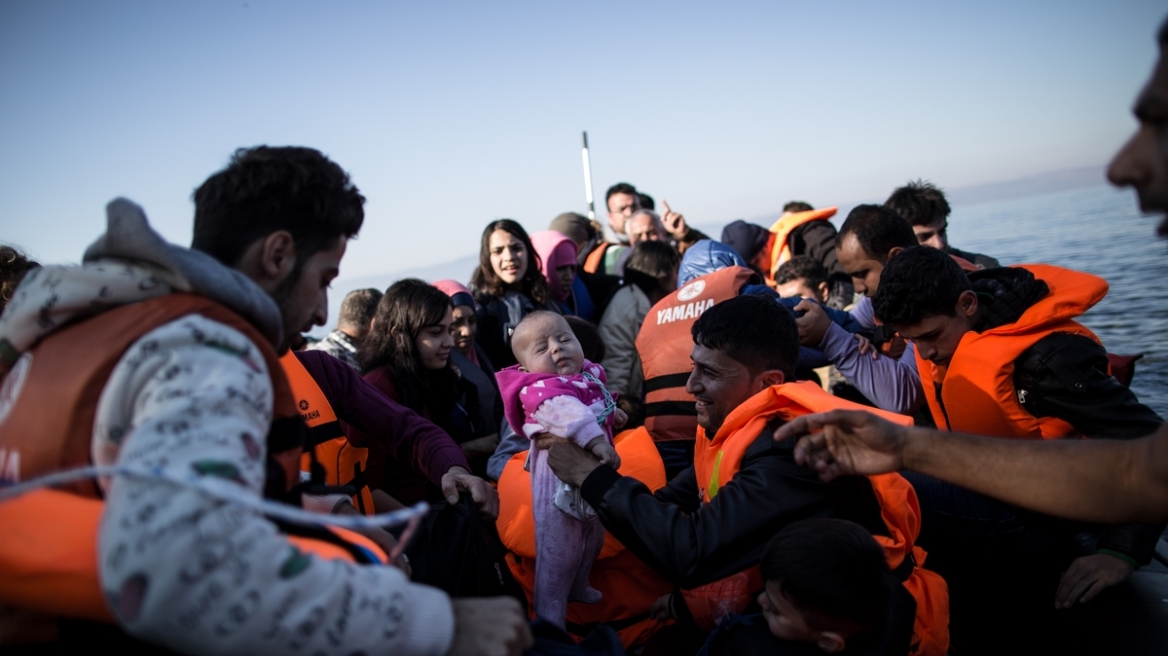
[543,295,948,655]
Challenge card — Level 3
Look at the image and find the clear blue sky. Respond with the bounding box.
[1,0,1164,282]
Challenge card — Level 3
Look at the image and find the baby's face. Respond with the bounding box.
[758,580,818,644]
[514,314,584,376]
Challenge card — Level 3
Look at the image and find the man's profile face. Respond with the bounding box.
[272,237,346,352]
[836,233,885,297]
[685,342,760,435]
[607,192,640,236]
[912,219,949,251]
[1108,51,1168,235]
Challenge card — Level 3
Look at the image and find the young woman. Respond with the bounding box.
[531,230,594,320]
[598,241,680,428]
[356,278,497,500]
[432,278,502,470]
[469,219,555,369]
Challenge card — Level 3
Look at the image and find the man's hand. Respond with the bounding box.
[545,438,604,487]
[460,433,500,459]
[855,334,879,360]
[1055,553,1136,608]
[336,500,411,575]
[441,466,500,520]
[661,199,688,240]
[447,597,533,656]
[649,593,673,622]
[780,410,911,481]
[794,299,831,347]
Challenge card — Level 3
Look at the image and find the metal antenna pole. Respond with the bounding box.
[582,131,596,222]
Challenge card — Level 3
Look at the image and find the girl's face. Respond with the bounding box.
[414,307,454,370]
[555,264,576,297]
[489,229,528,286]
[450,304,476,355]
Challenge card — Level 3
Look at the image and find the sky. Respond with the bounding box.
[1,0,1165,285]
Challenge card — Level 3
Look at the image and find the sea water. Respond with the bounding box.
[948,183,1167,418]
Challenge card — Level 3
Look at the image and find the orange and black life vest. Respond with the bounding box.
[766,207,838,284]
[635,266,757,443]
[684,382,950,656]
[0,294,382,633]
[917,264,1108,439]
[280,352,375,515]
[496,427,673,648]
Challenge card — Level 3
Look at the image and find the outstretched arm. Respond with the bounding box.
[777,410,1168,524]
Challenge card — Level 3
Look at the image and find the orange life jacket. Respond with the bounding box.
[635,266,757,443]
[0,294,382,634]
[917,264,1108,439]
[496,427,673,647]
[280,352,375,515]
[766,207,838,283]
[684,382,949,655]
[583,242,625,275]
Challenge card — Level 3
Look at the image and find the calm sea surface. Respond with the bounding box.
[946,184,1168,418]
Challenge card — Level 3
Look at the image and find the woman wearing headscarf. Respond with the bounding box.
[530,230,594,320]
[433,278,503,472]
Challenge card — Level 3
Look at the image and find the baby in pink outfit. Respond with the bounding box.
[496,311,620,628]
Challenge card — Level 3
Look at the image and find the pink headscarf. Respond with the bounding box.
[431,279,480,366]
[530,230,578,302]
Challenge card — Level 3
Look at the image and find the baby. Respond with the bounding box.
[495,311,620,628]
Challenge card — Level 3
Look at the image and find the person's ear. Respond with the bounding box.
[887,245,904,260]
[816,281,830,302]
[757,369,786,390]
[816,631,846,654]
[957,289,979,318]
[259,230,297,283]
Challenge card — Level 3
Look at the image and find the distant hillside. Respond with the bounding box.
[945,166,1107,206]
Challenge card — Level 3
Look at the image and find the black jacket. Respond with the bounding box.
[580,419,893,589]
[789,221,854,309]
[966,267,1165,563]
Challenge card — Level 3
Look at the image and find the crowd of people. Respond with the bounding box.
[1,17,1168,656]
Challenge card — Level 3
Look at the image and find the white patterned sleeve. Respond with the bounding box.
[95,315,453,656]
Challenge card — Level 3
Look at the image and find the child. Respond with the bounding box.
[495,311,620,627]
[773,255,831,303]
[751,519,911,655]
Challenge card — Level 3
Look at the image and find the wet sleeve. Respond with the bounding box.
[579,432,839,588]
[819,322,924,414]
[95,316,454,656]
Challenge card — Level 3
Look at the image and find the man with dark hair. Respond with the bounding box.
[308,287,382,369]
[885,180,1000,269]
[794,205,924,413]
[720,201,852,307]
[870,245,1163,650]
[0,146,531,655]
[541,294,949,654]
